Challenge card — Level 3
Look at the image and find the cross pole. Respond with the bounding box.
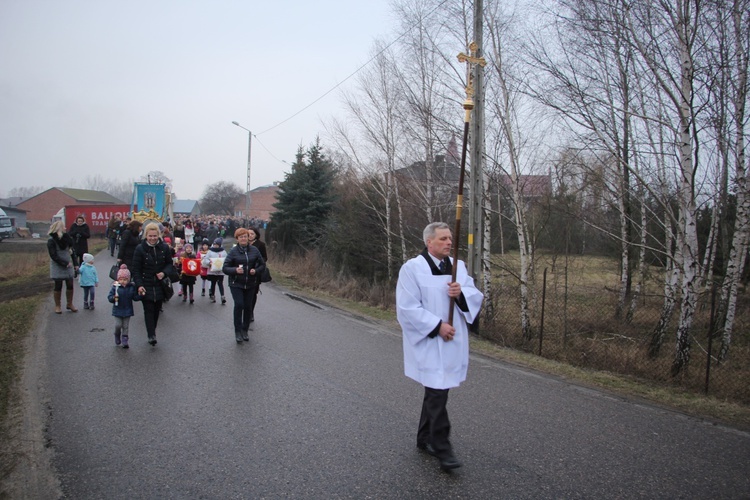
[449,42,486,325]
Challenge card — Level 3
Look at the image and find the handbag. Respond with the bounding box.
[109,264,120,281]
[160,277,174,301]
[260,266,272,283]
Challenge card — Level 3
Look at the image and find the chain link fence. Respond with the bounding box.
[481,262,750,406]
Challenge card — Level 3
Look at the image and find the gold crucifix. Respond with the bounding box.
[457,42,486,111]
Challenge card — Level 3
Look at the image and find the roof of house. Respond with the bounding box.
[0,205,27,213]
[0,197,27,207]
[55,187,126,204]
[498,175,552,198]
[396,155,461,184]
[173,199,199,213]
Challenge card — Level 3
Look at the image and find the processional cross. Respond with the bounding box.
[448,42,486,325]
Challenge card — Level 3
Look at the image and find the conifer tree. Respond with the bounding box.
[271,139,336,251]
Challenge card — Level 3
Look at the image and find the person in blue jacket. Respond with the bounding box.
[222,227,265,344]
[78,253,99,309]
[107,265,142,348]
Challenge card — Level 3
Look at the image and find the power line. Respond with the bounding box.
[256,0,451,137]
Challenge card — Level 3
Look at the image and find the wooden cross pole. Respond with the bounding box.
[448,42,486,325]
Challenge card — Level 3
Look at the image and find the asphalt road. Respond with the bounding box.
[27,251,750,499]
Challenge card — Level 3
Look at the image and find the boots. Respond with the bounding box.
[66,289,78,312]
[122,333,129,349]
[53,291,62,314]
[114,331,121,345]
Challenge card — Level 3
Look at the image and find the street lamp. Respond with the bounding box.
[232,121,252,219]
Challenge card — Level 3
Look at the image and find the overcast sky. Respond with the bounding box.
[0,0,395,201]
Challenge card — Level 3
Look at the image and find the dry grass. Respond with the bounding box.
[0,252,49,283]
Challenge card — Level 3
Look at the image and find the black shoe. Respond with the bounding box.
[242,331,249,341]
[439,455,462,471]
[148,337,157,346]
[201,290,205,296]
[235,332,243,343]
[417,442,438,457]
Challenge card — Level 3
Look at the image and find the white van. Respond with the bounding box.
[0,208,13,240]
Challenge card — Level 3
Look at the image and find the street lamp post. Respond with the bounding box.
[232,121,252,219]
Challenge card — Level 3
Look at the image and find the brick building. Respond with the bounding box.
[17,188,126,223]
[233,184,279,222]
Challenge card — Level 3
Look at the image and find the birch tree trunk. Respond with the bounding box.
[481,167,494,326]
[671,2,700,375]
[487,13,533,341]
[626,188,647,324]
[717,0,750,361]
[649,216,682,357]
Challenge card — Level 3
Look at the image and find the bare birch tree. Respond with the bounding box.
[336,42,409,278]
[715,0,750,361]
[526,0,639,321]
[486,8,535,341]
[626,0,704,375]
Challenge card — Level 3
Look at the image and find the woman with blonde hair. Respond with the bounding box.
[131,222,175,346]
[47,220,78,313]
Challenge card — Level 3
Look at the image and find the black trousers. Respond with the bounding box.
[141,299,163,339]
[417,387,453,458]
[230,286,256,333]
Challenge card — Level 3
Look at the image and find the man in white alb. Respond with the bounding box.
[396,222,484,471]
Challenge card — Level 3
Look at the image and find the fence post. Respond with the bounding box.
[539,267,548,356]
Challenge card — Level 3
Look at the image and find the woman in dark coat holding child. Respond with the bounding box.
[131,222,174,346]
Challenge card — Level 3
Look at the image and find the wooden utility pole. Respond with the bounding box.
[467,0,485,279]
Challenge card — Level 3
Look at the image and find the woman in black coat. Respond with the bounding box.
[222,227,265,344]
[248,226,268,322]
[47,220,78,313]
[131,222,175,346]
[68,215,91,271]
[117,220,143,270]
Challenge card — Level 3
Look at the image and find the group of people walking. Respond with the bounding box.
[47,217,268,347]
[50,216,483,473]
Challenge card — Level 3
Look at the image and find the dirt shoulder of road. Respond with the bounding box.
[2,301,61,499]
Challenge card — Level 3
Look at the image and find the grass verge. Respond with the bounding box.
[0,296,44,489]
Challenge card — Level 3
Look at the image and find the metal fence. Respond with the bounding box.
[480,265,750,406]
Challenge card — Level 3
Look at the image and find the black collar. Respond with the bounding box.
[420,248,451,276]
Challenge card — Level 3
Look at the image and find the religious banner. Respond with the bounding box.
[131,183,166,219]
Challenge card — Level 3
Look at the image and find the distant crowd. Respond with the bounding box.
[106,214,268,250]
